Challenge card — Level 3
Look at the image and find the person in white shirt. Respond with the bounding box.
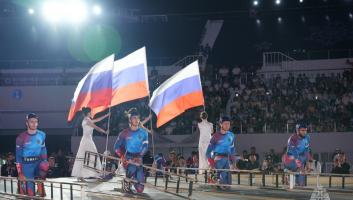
[198,111,213,174]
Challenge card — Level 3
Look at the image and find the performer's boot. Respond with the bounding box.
[17,180,27,195]
[77,177,85,182]
[37,182,46,197]
[37,161,49,197]
[122,179,132,193]
[17,173,29,195]
[208,170,217,184]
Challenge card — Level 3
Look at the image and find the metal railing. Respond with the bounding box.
[0,176,86,200]
[0,57,180,69]
[0,75,83,86]
[287,49,353,60]
[0,60,88,69]
[185,121,351,135]
[230,121,352,134]
[83,151,196,199]
[83,151,353,200]
[171,55,203,68]
[263,52,296,69]
[165,166,353,191]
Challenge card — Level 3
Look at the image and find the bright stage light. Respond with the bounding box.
[68,1,88,23]
[253,1,259,6]
[42,1,88,24]
[93,5,102,15]
[275,0,281,5]
[42,1,64,23]
[28,8,35,15]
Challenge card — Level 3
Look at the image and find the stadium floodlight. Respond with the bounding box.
[42,0,88,24]
[42,1,64,23]
[278,17,282,23]
[253,1,259,6]
[93,5,102,15]
[275,0,281,5]
[28,8,35,15]
[67,1,88,23]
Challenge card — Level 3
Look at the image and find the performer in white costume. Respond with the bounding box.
[198,111,213,174]
[71,107,109,181]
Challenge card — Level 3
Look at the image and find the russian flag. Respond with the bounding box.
[149,61,204,128]
[111,47,149,106]
[67,54,114,122]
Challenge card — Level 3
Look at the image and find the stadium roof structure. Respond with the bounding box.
[0,0,352,67]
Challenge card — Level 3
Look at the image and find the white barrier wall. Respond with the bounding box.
[259,57,353,78]
[0,86,75,129]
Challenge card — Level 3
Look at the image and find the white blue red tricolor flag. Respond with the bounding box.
[149,61,204,127]
[111,47,149,106]
[68,54,114,121]
[68,47,149,122]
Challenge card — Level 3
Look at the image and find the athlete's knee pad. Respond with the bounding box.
[135,183,144,193]
[39,161,49,178]
[39,161,49,171]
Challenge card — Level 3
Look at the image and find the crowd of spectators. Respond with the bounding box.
[331,148,351,174]
[202,65,353,134]
[0,149,75,179]
[103,62,353,136]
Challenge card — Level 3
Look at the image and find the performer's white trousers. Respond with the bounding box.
[199,144,209,174]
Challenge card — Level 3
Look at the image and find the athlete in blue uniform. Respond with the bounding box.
[206,116,236,188]
[283,123,311,186]
[114,108,148,193]
[16,113,48,197]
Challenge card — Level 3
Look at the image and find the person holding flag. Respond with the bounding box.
[198,111,213,174]
[114,108,149,193]
[71,107,109,181]
[68,47,150,164]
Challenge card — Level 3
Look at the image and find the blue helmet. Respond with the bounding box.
[219,115,231,123]
[295,122,307,132]
[26,113,38,120]
[126,108,139,119]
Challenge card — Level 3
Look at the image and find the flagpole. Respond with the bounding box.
[102,107,111,174]
[105,107,111,154]
[197,59,206,113]
[145,47,155,157]
[148,96,156,157]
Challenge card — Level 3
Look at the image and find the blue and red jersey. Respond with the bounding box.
[16,130,48,164]
[114,127,148,157]
[206,131,236,162]
[286,133,311,163]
